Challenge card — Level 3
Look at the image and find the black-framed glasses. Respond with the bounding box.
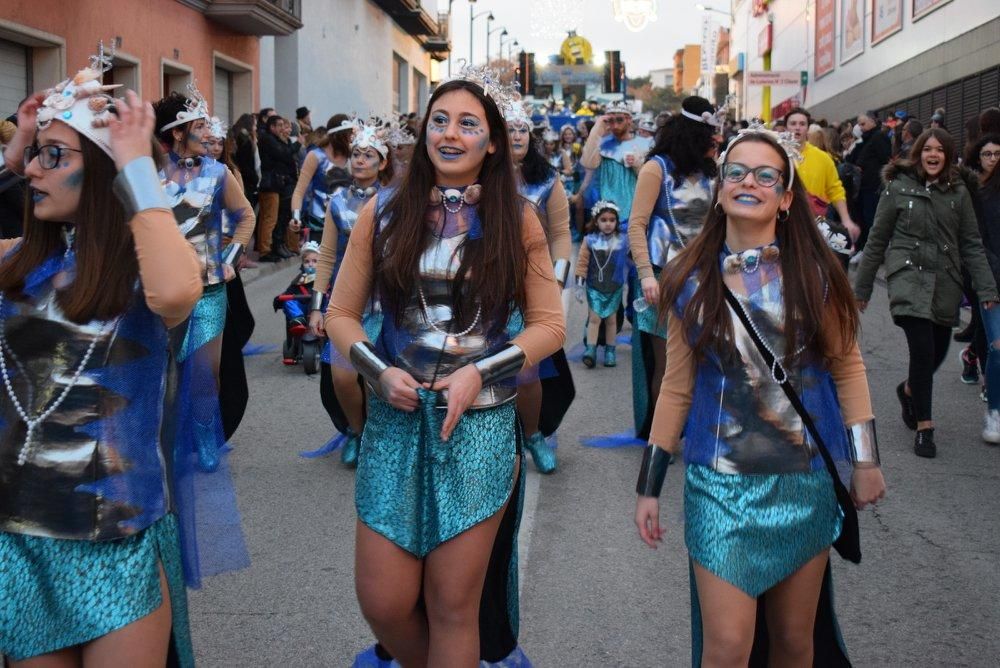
[980,150,1000,160]
[721,162,784,188]
[23,145,83,170]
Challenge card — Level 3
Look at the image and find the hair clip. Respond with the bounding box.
[591,200,621,218]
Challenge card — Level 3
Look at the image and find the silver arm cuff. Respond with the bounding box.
[349,341,390,395]
[553,258,571,286]
[221,242,244,267]
[0,164,24,195]
[113,156,171,219]
[473,344,525,386]
[292,208,301,222]
[311,290,325,312]
[846,419,880,466]
[636,444,671,497]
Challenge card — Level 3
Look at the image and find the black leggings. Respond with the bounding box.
[896,316,952,422]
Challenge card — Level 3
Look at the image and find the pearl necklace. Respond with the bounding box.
[429,184,483,215]
[417,286,482,337]
[723,244,780,274]
[0,291,119,465]
[591,234,618,283]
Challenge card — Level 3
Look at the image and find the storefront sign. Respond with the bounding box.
[872,0,903,45]
[747,71,803,87]
[814,0,836,79]
[772,95,802,122]
[758,24,773,57]
[912,0,952,21]
[841,0,865,64]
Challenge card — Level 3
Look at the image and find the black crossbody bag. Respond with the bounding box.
[723,288,862,564]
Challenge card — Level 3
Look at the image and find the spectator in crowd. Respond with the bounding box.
[0,114,25,239]
[847,111,893,253]
[930,108,946,130]
[295,106,313,136]
[258,114,299,262]
[981,107,1000,136]
[971,134,1000,443]
[899,119,923,159]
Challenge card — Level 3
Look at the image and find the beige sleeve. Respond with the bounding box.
[647,313,695,452]
[581,126,604,169]
[326,199,378,356]
[823,307,874,425]
[544,178,572,264]
[510,206,567,366]
[130,209,204,329]
[313,203,339,296]
[291,151,319,213]
[222,170,255,247]
[629,160,663,280]
[575,239,591,280]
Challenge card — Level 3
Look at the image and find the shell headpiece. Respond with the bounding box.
[36,41,122,158]
[718,119,803,186]
[446,61,520,113]
[350,116,391,158]
[159,79,210,133]
[605,99,635,117]
[503,95,533,129]
[207,116,226,139]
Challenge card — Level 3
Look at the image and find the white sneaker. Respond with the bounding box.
[982,409,1000,444]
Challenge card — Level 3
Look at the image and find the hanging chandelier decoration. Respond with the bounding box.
[611,0,659,32]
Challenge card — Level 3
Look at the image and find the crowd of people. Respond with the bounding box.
[2,42,999,667]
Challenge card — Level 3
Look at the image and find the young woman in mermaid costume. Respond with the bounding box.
[634,127,885,666]
[326,76,564,666]
[0,70,205,664]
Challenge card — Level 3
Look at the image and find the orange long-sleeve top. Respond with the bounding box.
[325,199,566,369]
[0,208,203,329]
[648,287,874,453]
[628,159,665,281]
[221,169,256,247]
[539,178,572,266]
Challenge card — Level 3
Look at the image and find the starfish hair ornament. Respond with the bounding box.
[160,79,210,133]
[35,39,122,158]
[718,118,803,185]
[448,60,520,112]
[591,200,621,218]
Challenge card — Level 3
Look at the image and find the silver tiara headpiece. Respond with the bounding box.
[591,200,621,218]
[160,79,210,132]
[448,60,520,112]
[349,115,391,158]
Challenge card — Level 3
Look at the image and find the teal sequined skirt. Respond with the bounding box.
[357,391,518,557]
[684,464,843,597]
[180,282,227,360]
[586,286,624,319]
[0,514,193,664]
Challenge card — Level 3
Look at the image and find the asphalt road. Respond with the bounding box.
[189,262,1000,667]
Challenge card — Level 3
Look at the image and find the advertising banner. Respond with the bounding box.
[872,0,903,45]
[913,0,952,21]
[841,0,865,64]
[815,0,836,79]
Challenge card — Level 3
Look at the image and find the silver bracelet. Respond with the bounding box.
[636,444,671,497]
[846,419,880,466]
[349,341,389,397]
[311,290,325,312]
[473,344,525,386]
[113,156,171,218]
[553,258,571,286]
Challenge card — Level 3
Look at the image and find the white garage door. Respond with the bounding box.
[0,39,29,119]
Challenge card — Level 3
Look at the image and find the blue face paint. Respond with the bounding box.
[64,168,84,189]
[477,136,489,151]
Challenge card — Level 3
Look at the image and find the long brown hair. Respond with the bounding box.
[659,133,859,363]
[910,127,959,184]
[319,114,351,158]
[0,133,141,324]
[374,79,532,333]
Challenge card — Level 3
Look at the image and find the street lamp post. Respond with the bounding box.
[499,31,511,62]
[696,3,737,116]
[484,13,495,64]
[488,26,507,64]
[469,1,493,66]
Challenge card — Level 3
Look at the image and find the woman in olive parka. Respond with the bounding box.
[854,128,999,458]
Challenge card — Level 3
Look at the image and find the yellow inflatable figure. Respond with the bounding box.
[560,31,593,65]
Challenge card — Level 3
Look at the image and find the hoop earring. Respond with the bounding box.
[714,202,724,215]
[777,208,789,222]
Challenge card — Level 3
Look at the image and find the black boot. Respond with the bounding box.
[896,381,917,430]
[953,322,975,343]
[914,428,936,458]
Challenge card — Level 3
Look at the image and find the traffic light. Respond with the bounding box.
[603,51,624,93]
[516,51,535,96]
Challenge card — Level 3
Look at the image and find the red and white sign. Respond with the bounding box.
[747,71,802,87]
[814,0,836,79]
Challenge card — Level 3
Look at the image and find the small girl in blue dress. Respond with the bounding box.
[575,200,629,367]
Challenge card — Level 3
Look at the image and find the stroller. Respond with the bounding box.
[273,241,324,375]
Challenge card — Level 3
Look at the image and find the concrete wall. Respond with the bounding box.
[2,0,259,110]
[731,0,1000,122]
[270,0,434,124]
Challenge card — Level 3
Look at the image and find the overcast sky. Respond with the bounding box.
[435,0,717,78]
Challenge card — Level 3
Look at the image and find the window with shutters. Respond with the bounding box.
[0,39,29,117]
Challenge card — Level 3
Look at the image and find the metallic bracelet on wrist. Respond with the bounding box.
[474,344,525,386]
[112,157,171,219]
[310,290,325,312]
[636,444,671,497]
[552,258,571,286]
[292,208,302,223]
[349,341,390,396]
[846,419,880,467]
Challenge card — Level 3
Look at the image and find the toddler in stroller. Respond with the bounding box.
[273,241,324,372]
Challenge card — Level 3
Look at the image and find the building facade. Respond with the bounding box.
[729,0,1000,146]
[0,0,305,124]
[260,0,449,124]
[673,44,702,95]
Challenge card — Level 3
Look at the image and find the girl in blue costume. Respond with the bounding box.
[574,200,628,368]
[327,72,565,666]
[306,118,395,466]
[153,86,255,472]
[627,96,718,440]
[634,125,886,666]
[506,103,573,473]
[290,114,354,244]
[0,62,205,665]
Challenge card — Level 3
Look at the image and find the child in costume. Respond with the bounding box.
[575,200,628,368]
[274,241,320,362]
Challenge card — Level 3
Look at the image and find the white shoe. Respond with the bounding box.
[982,409,1000,444]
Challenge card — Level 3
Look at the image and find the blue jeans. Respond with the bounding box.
[981,304,1000,411]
